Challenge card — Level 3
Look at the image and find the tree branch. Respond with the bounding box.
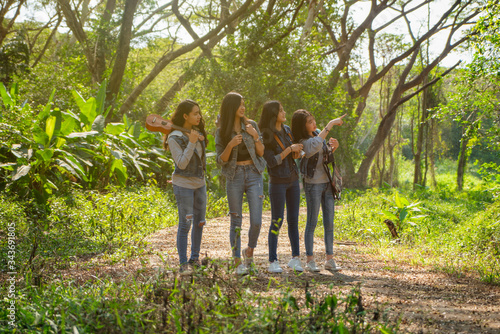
[119,0,266,115]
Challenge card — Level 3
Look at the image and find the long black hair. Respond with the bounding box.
[258,100,281,146]
[291,109,314,143]
[163,99,208,149]
[218,92,247,147]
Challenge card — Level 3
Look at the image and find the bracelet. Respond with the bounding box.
[325,127,330,132]
[254,137,260,142]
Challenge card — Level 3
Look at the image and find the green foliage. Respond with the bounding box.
[477,161,500,189]
[0,265,398,333]
[0,80,171,194]
[0,186,176,273]
[380,191,427,233]
[335,169,500,283]
[0,33,30,85]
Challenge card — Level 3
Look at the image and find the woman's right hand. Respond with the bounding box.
[329,114,347,127]
[290,143,303,152]
[188,130,200,143]
[228,134,243,148]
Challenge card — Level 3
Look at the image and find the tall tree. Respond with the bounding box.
[0,0,26,46]
[313,0,484,187]
[117,0,266,117]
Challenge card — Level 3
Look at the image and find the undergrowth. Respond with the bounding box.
[0,261,399,333]
[334,159,500,284]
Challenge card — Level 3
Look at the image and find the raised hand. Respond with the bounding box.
[245,124,258,139]
[290,143,303,152]
[229,134,243,148]
[188,129,200,143]
[329,137,339,150]
[329,114,347,127]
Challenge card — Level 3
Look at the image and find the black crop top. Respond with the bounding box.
[237,141,251,161]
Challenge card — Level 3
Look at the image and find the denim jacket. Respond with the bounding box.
[299,134,334,179]
[169,131,206,179]
[263,125,299,179]
[215,119,266,180]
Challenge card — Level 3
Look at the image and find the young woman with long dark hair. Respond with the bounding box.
[291,109,345,272]
[215,92,266,275]
[259,101,304,273]
[165,99,208,275]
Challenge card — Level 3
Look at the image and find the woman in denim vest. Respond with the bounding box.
[215,92,266,275]
[291,109,346,272]
[259,101,304,273]
[165,100,208,276]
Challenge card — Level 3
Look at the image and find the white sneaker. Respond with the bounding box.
[287,257,304,272]
[268,260,283,273]
[325,259,341,271]
[235,263,248,275]
[305,260,320,272]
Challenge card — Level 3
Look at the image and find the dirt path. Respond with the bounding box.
[75,208,500,333]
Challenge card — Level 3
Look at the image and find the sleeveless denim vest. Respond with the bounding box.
[170,131,206,179]
[300,135,334,179]
[266,125,299,179]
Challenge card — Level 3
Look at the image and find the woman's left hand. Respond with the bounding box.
[246,124,258,139]
[329,138,339,150]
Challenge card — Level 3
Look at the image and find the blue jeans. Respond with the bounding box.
[226,165,263,258]
[304,182,335,257]
[268,180,301,262]
[173,185,207,265]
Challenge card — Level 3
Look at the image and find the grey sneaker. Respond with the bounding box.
[305,260,320,272]
[180,264,192,276]
[235,263,248,275]
[287,257,304,272]
[188,259,200,269]
[242,247,253,266]
[325,259,341,271]
[268,260,283,273]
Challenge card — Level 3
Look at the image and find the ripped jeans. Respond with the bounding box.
[226,165,264,258]
[173,184,207,265]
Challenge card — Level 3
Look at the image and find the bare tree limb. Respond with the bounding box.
[119,0,266,116]
[32,14,63,68]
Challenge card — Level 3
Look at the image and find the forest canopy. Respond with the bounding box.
[1,0,498,192]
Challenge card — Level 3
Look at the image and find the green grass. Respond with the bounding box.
[0,263,399,333]
[332,158,500,284]
[1,157,499,332]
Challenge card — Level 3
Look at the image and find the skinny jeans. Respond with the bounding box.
[304,182,335,257]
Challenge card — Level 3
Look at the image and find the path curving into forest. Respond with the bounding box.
[77,208,500,333]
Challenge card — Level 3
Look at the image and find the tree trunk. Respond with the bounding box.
[0,0,26,46]
[429,117,437,188]
[457,136,469,191]
[388,131,396,187]
[57,0,100,84]
[95,0,116,85]
[414,78,429,189]
[105,0,139,117]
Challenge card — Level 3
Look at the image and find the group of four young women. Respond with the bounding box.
[164,92,345,275]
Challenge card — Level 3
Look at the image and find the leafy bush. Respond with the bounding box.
[0,186,177,273]
[0,264,399,333]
